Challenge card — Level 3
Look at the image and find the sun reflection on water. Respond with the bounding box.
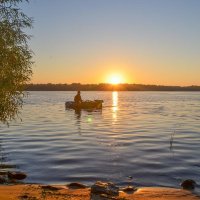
[112,91,118,120]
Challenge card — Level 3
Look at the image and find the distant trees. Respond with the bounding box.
[0,0,33,124]
[25,83,200,91]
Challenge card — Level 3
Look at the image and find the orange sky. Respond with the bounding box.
[25,0,200,86]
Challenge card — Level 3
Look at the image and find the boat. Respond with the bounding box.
[65,100,103,110]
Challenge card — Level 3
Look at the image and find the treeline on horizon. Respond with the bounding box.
[25,83,200,91]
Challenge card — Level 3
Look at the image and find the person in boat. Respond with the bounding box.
[74,91,83,106]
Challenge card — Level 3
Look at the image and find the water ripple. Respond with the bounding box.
[0,91,200,191]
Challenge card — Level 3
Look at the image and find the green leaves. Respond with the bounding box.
[0,0,33,124]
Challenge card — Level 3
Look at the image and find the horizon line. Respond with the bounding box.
[28,83,200,87]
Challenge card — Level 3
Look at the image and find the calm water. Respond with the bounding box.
[0,91,200,189]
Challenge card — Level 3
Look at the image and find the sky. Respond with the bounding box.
[21,0,200,86]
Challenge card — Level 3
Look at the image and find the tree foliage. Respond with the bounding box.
[0,0,33,124]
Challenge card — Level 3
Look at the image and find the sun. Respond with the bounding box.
[107,74,123,85]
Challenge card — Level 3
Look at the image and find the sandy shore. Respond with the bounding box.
[0,184,200,200]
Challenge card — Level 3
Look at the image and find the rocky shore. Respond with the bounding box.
[0,183,200,200]
[0,171,200,199]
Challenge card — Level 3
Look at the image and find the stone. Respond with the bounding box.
[0,175,6,184]
[7,171,27,180]
[181,179,196,190]
[122,186,137,193]
[91,181,119,196]
[67,182,87,189]
[41,185,60,191]
[0,164,16,169]
[0,171,7,175]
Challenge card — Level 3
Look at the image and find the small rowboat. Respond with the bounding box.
[65,100,103,110]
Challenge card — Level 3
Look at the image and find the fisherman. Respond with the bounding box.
[74,91,82,105]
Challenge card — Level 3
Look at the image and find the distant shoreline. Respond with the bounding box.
[25,83,200,91]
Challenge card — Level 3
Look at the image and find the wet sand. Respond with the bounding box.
[0,184,200,200]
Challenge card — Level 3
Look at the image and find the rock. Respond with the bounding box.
[91,181,119,196]
[7,171,27,180]
[18,195,29,199]
[181,179,196,190]
[67,182,87,189]
[0,171,7,176]
[41,185,60,191]
[122,186,137,193]
[0,164,16,169]
[0,176,6,184]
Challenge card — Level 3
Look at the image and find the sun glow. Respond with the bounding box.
[107,74,123,85]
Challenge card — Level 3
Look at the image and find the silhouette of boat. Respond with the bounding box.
[65,100,103,110]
